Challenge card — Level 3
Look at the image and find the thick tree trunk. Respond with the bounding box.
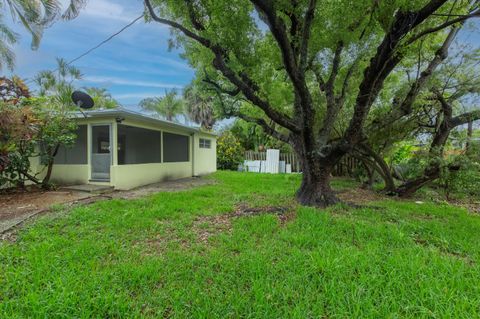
[355,144,396,193]
[296,165,339,207]
[360,160,374,190]
[292,136,341,207]
[396,166,441,197]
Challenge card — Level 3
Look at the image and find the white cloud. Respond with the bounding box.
[114,92,166,99]
[80,0,141,23]
[83,76,184,89]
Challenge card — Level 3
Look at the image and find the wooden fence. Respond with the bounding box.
[244,151,360,177]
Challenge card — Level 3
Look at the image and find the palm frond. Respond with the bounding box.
[61,0,87,20]
[0,40,16,71]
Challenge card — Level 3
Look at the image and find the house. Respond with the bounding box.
[35,108,217,190]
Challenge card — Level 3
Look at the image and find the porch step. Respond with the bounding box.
[62,184,114,194]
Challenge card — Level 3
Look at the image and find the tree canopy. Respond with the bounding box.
[144,0,480,206]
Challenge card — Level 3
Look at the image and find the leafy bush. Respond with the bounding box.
[0,98,77,189]
[216,131,244,170]
[438,158,480,200]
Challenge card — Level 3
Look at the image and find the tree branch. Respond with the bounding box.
[450,109,480,127]
[211,53,300,132]
[299,0,317,71]
[250,0,314,123]
[145,0,299,133]
[144,0,211,47]
[185,0,206,31]
[344,0,450,143]
[202,77,240,96]
[406,8,480,45]
[319,42,344,141]
[325,41,343,99]
[338,58,358,104]
[237,113,291,143]
[251,0,299,83]
[368,25,459,133]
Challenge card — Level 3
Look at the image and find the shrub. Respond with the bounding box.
[438,158,480,200]
[217,131,244,170]
[0,99,76,189]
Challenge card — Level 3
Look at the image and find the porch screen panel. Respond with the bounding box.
[54,125,87,164]
[117,124,161,165]
[163,132,189,162]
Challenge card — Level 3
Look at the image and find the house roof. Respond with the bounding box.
[72,108,217,137]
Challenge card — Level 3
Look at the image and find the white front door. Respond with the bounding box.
[91,125,112,181]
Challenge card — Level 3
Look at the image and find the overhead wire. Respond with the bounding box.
[24,14,144,85]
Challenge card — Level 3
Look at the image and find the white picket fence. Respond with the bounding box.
[243,149,293,174]
[243,150,361,176]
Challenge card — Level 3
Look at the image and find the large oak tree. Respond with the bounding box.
[144,0,479,207]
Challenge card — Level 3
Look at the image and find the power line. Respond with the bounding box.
[25,14,144,84]
[67,14,143,66]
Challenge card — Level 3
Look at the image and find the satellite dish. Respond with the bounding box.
[71,91,94,109]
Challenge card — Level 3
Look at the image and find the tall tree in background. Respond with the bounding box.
[84,87,118,109]
[184,84,216,129]
[144,0,480,207]
[140,89,184,122]
[0,0,86,70]
[34,57,82,108]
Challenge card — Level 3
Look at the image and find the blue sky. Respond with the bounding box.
[7,0,194,109]
[5,0,480,111]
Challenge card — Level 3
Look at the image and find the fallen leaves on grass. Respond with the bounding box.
[337,187,385,205]
[192,203,295,244]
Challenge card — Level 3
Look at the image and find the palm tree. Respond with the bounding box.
[0,0,86,69]
[0,13,18,71]
[84,87,118,109]
[184,84,216,130]
[4,0,86,48]
[34,57,82,108]
[140,90,185,122]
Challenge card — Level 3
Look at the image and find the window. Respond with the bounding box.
[199,138,211,149]
[53,125,88,164]
[163,132,189,162]
[117,125,161,165]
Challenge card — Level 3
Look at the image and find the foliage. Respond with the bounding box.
[216,131,244,170]
[0,12,19,71]
[34,60,117,110]
[389,141,417,165]
[437,157,480,200]
[1,172,480,317]
[0,0,86,70]
[0,76,30,103]
[0,103,37,178]
[84,87,118,109]
[230,119,291,152]
[140,89,185,122]
[183,84,216,129]
[34,58,82,108]
[144,0,479,205]
[0,98,77,188]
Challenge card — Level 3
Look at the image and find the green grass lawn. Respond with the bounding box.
[1,171,480,318]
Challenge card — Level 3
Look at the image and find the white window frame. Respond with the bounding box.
[199,138,211,149]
